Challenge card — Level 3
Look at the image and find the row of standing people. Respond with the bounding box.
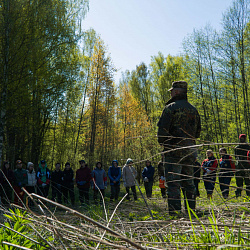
[195,148,235,200]
[0,158,157,206]
[1,144,245,208]
[198,134,250,199]
[0,159,107,206]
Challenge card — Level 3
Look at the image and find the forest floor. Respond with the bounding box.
[2,178,250,249]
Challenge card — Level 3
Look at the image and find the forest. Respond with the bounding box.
[0,0,250,172]
[2,0,250,249]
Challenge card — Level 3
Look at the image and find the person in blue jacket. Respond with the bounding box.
[91,162,107,204]
[142,160,155,198]
[37,160,50,198]
[108,160,121,202]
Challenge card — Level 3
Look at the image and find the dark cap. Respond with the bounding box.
[65,162,70,166]
[16,160,22,164]
[40,160,46,164]
[239,134,247,139]
[168,81,187,91]
[79,159,85,163]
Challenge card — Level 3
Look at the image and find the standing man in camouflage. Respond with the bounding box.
[157,81,201,215]
[235,134,250,197]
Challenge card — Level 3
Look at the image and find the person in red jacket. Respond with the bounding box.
[201,150,218,199]
[219,148,235,199]
[76,160,92,205]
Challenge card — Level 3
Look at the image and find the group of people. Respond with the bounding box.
[199,148,235,200]
[201,133,250,200]
[157,140,249,203]
[0,157,158,207]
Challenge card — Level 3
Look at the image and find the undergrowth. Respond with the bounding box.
[0,179,250,249]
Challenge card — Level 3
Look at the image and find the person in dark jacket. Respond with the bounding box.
[62,162,75,206]
[201,150,218,199]
[219,148,235,199]
[157,81,201,215]
[108,160,121,202]
[13,160,28,206]
[37,160,50,198]
[235,134,250,197]
[51,163,63,204]
[193,159,201,197]
[142,160,155,198]
[0,161,14,205]
[76,160,92,205]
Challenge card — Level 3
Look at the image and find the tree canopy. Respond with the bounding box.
[0,0,250,172]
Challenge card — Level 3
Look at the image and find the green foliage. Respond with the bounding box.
[2,0,250,181]
[0,0,89,166]
[0,209,51,249]
[149,52,187,111]
[129,62,152,119]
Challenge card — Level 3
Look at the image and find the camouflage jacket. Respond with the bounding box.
[157,94,201,157]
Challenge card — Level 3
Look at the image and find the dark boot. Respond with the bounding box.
[168,199,181,216]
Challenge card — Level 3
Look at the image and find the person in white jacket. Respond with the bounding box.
[122,158,137,201]
[26,162,37,206]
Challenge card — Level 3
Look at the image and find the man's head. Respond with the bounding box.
[65,162,70,170]
[96,162,102,169]
[219,148,227,156]
[126,158,133,166]
[239,134,247,143]
[40,160,46,167]
[55,163,61,170]
[27,162,34,172]
[168,81,187,98]
[206,149,213,158]
[79,160,85,168]
[16,160,22,169]
[112,160,118,167]
[146,160,151,166]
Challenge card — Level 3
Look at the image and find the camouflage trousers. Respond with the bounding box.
[235,163,250,196]
[164,155,196,215]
